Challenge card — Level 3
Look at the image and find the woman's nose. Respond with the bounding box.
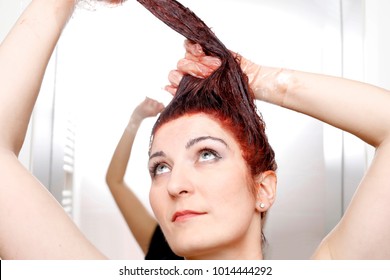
[166,164,194,198]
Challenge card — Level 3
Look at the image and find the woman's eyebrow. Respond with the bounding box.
[185,136,228,149]
[149,151,166,161]
[149,137,228,161]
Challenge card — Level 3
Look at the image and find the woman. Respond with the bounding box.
[1,0,389,260]
[106,96,182,260]
[156,40,390,260]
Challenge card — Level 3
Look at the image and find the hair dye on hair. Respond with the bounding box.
[137,0,276,176]
[137,0,276,252]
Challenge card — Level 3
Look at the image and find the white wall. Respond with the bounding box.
[362,0,390,168]
[0,0,29,40]
[364,0,390,90]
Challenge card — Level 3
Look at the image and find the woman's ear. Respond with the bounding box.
[255,170,277,212]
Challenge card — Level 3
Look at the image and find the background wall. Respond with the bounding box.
[1,0,389,260]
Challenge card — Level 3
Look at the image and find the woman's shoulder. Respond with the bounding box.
[311,237,333,260]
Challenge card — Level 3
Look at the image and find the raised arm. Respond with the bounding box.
[169,40,390,259]
[0,0,75,154]
[106,97,164,254]
[0,0,106,259]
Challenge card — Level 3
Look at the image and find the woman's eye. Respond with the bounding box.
[199,150,220,162]
[149,162,170,177]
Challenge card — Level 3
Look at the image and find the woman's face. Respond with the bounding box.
[149,113,262,259]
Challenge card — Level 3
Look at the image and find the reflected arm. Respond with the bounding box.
[105,97,164,255]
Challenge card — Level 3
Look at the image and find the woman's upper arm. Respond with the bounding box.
[317,141,390,259]
[0,150,106,259]
[0,0,105,260]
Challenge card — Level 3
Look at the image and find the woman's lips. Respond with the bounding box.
[172,210,207,222]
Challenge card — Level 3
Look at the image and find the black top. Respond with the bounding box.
[145,225,184,260]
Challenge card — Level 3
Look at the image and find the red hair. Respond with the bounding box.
[139,0,276,250]
[138,0,277,177]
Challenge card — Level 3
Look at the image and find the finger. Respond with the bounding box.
[185,52,201,62]
[185,50,221,71]
[168,69,183,87]
[199,56,222,70]
[177,58,213,78]
[184,40,205,57]
[164,85,177,96]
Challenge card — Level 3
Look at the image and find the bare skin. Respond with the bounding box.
[106,97,164,254]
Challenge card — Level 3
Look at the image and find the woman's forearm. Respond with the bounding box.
[0,0,76,154]
[252,66,390,148]
[106,115,142,187]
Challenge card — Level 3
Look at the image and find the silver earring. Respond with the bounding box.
[259,202,265,209]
